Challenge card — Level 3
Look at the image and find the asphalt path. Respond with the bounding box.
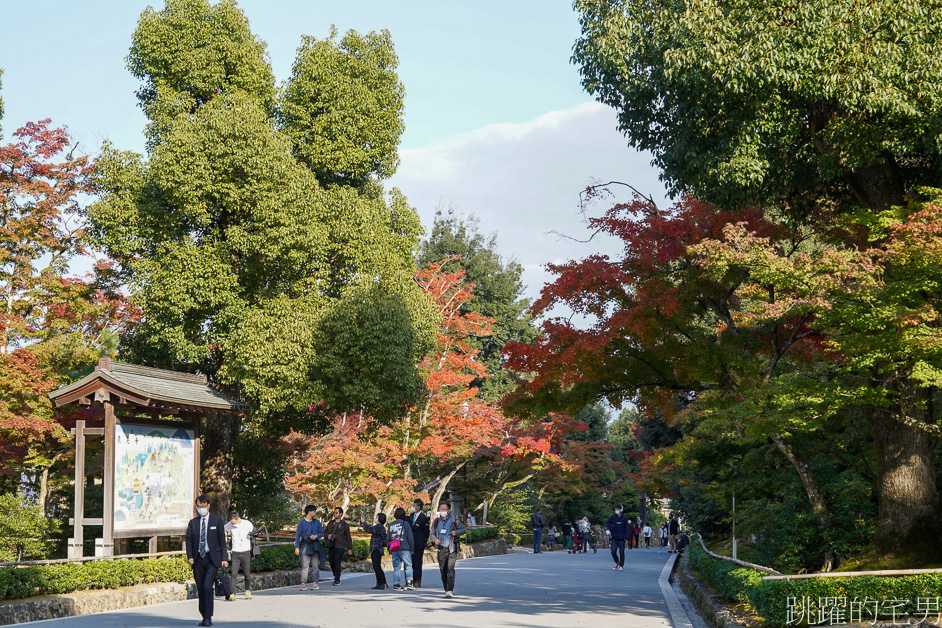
[28,547,677,628]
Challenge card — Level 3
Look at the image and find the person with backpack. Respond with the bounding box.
[360,512,388,590]
[388,507,415,591]
[432,502,466,598]
[578,516,597,553]
[642,522,652,548]
[605,504,630,571]
[530,507,546,554]
[294,505,324,591]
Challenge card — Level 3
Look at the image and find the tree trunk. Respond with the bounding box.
[431,462,465,510]
[770,433,836,571]
[37,466,50,516]
[870,391,942,560]
[200,413,243,516]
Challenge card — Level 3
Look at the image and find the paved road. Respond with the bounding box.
[29,548,677,628]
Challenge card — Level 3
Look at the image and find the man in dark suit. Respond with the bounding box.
[186,495,229,627]
[409,498,430,588]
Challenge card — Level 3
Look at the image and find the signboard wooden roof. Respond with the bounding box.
[48,358,246,416]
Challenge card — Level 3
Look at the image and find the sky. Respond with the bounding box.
[0,1,668,306]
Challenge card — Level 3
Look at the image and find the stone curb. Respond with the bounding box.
[659,551,694,628]
[676,549,748,628]
[0,539,508,625]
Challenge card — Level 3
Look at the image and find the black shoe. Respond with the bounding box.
[414,581,421,588]
[332,580,341,586]
[371,584,388,590]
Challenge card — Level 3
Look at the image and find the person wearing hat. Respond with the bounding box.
[605,504,630,570]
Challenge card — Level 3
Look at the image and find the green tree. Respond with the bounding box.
[89,0,425,513]
[568,402,610,443]
[573,0,942,558]
[418,206,538,401]
[0,493,61,561]
[279,27,405,189]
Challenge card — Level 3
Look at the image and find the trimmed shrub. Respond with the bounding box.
[690,539,942,627]
[466,527,498,543]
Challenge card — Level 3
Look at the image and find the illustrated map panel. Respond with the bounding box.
[114,424,195,532]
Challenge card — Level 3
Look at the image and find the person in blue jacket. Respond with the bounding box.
[605,504,629,571]
[294,505,325,590]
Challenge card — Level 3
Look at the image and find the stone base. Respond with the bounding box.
[676,548,748,628]
[0,539,509,625]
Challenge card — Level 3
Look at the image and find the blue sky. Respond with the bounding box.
[0,1,667,303]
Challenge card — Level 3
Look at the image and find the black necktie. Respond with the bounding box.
[199,518,207,558]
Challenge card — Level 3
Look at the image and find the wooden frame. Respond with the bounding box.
[55,359,240,559]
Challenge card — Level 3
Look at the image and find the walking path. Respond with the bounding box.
[27,548,681,627]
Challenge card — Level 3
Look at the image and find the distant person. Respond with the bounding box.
[468,512,477,527]
[579,517,597,554]
[605,504,629,571]
[432,502,466,598]
[409,499,430,588]
[668,514,680,553]
[546,524,557,550]
[185,495,228,627]
[677,532,690,552]
[530,507,546,554]
[627,519,636,550]
[643,523,652,548]
[635,520,643,549]
[660,524,668,548]
[360,512,388,590]
[561,520,574,553]
[388,507,416,590]
[225,511,254,600]
[325,507,353,585]
[294,505,324,591]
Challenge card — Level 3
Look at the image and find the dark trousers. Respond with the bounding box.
[611,539,626,566]
[438,548,457,592]
[328,547,345,582]
[230,550,252,591]
[412,545,425,585]
[370,550,387,586]
[192,555,218,620]
[533,528,543,553]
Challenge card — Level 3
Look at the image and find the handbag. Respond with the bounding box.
[389,539,401,552]
[214,571,232,598]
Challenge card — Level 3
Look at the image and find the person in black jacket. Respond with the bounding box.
[409,499,430,588]
[530,508,545,554]
[325,507,353,585]
[360,512,388,590]
[668,514,680,553]
[185,495,229,627]
[605,505,630,570]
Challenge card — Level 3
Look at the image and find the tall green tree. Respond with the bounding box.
[89,0,426,513]
[418,206,537,401]
[573,0,942,557]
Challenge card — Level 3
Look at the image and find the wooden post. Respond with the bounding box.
[99,396,115,557]
[68,421,87,559]
[149,536,158,554]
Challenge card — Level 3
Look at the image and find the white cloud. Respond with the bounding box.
[390,101,670,308]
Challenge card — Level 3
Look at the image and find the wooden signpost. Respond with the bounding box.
[50,359,244,559]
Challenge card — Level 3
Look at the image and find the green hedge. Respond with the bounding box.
[465,527,498,543]
[503,533,535,547]
[0,529,502,603]
[690,539,942,627]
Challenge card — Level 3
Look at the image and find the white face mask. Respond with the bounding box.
[439,511,448,518]
[197,507,209,517]
[413,506,419,512]
[615,510,622,515]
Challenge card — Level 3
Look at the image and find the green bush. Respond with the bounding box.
[503,533,535,547]
[0,494,61,561]
[347,539,370,562]
[690,539,942,627]
[252,544,297,572]
[465,527,498,543]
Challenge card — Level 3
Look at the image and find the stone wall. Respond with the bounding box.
[0,539,509,625]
